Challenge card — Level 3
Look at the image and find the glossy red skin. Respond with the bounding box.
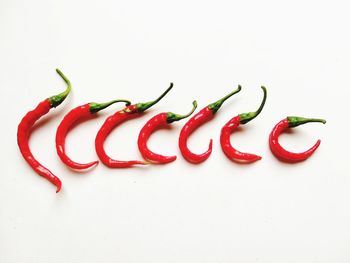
[17,99,62,193]
[138,113,177,164]
[179,107,214,164]
[95,104,147,168]
[269,118,321,162]
[56,104,99,170]
[220,115,262,163]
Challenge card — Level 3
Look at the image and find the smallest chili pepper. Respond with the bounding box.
[138,101,198,164]
[56,99,131,170]
[269,116,326,162]
[220,86,267,163]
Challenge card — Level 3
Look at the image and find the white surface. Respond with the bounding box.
[0,0,349,262]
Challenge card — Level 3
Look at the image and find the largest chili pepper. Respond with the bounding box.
[17,69,71,193]
[137,101,197,164]
[56,99,131,170]
[220,86,267,163]
[95,84,173,168]
[178,86,241,164]
[269,116,326,162]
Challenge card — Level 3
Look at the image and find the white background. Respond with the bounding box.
[0,0,349,262]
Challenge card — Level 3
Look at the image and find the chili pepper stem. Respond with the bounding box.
[136,83,174,112]
[208,85,241,113]
[49,69,72,108]
[287,116,326,128]
[167,101,198,123]
[239,86,267,124]
[90,100,131,113]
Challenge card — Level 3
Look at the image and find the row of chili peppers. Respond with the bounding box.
[17,69,326,193]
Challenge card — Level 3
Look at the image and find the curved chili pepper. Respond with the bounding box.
[95,84,173,168]
[269,116,326,162]
[17,69,71,193]
[56,99,131,170]
[220,86,267,163]
[179,86,241,164]
[138,101,197,164]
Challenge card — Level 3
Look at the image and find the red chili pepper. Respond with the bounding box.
[56,99,131,170]
[95,84,173,168]
[138,101,197,164]
[17,69,71,193]
[220,86,267,163]
[179,86,241,164]
[269,116,326,162]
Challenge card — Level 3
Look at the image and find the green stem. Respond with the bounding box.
[239,86,267,124]
[287,116,326,128]
[136,83,173,112]
[48,68,72,108]
[89,99,131,113]
[208,85,241,113]
[167,101,198,123]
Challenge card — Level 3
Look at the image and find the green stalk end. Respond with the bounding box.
[287,116,326,128]
[239,86,267,124]
[89,99,131,113]
[208,85,241,113]
[167,100,198,123]
[48,68,72,108]
[136,83,173,112]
